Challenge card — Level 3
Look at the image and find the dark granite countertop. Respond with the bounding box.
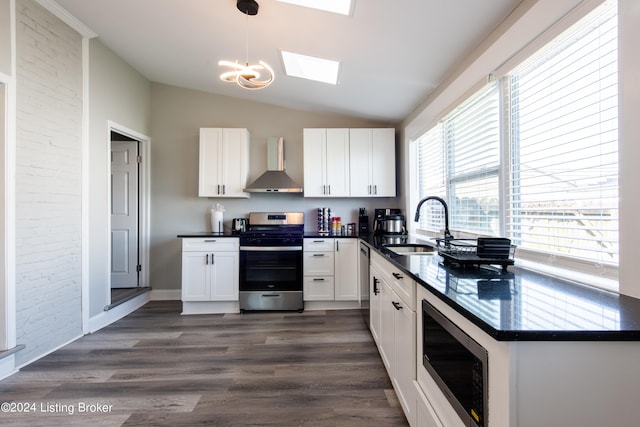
[303,233,360,238]
[362,234,640,341]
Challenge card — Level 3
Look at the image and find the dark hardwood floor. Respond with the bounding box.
[0,301,408,426]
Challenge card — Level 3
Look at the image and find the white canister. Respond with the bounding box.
[211,211,223,233]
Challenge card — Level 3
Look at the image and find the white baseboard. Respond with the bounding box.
[88,292,150,333]
[304,301,362,311]
[182,301,239,315]
[0,355,18,381]
[150,289,181,300]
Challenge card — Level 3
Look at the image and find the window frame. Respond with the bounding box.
[411,0,619,290]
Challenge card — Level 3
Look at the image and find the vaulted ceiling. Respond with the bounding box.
[54,0,521,123]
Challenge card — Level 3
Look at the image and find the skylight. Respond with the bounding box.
[275,0,353,16]
[281,51,341,85]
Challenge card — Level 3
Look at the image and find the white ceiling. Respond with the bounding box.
[53,0,521,123]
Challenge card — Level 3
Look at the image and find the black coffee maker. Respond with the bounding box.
[358,208,369,236]
[374,208,403,234]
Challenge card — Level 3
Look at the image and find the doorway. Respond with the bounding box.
[108,126,150,308]
[1,81,7,351]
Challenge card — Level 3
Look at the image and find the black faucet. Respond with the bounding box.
[414,196,454,243]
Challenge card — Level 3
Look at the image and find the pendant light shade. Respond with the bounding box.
[219,0,274,90]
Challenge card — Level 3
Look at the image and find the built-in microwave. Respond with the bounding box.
[422,299,488,427]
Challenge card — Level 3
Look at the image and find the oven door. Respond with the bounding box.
[239,246,303,291]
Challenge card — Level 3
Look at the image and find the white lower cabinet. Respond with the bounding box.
[415,383,444,427]
[303,238,358,302]
[370,252,416,426]
[181,238,239,302]
[334,238,358,300]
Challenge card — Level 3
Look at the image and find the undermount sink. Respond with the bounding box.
[383,244,438,255]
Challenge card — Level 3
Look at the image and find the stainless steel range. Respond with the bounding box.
[239,212,304,312]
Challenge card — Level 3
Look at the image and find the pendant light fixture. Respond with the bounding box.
[219,0,274,90]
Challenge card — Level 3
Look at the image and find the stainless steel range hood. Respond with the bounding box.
[243,137,303,193]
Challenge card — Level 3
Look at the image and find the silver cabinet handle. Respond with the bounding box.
[312,253,325,257]
[328,185,331,195]
[374,185,377,195]
[222,184,226,195]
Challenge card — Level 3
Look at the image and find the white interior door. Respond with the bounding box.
[111,140,139,288]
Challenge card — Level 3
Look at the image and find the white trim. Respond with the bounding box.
[0,354,18,381]
[493,0,606,78]
[15,333,82,371]
[1,0,17,358]
[88,292,150,333]
[81,37,90,334]
[106,121,151,294]
[34,0,97,38]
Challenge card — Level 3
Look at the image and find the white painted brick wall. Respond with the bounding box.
[15,0,83,365]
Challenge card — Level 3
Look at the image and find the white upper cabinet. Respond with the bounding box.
[303,128,350,197]
[349,128,396,197]
[199,128,250,198]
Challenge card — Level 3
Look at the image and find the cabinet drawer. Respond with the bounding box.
[182,238,239,252]
[304,238,333,252]
[303,276,335,300]
[388,268,415,311]
[371,252,415,310]
[303,251,335,275]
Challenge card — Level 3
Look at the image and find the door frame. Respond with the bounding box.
[106,121,150,301]
[1,75,16,356]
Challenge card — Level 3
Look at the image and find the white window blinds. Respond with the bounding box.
[414,1,619,284]
[416,83,500,236]
[445,83,500,235]
[506,0,618,268]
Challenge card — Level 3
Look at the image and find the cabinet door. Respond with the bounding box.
[379,280,394,374]
[198,128,223,197]
[334,238,358,300]
[220,128,249,198]
[369,266,383,344]
[303,129,327,197]
[371,128,396,197]
[182,252,210,301]
[325,128,350,197]
[210,251,239,301]
[393,292,417,425]
[349,128,372,197]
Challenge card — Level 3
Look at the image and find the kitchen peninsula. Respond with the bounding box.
[362,234,640,427]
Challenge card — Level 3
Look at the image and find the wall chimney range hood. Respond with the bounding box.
[243,137,303,193]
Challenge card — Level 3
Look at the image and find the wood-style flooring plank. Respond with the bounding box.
[0,301,408,426]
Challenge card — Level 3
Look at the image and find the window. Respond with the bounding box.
[417,83,500,236]
[414,1,618,282]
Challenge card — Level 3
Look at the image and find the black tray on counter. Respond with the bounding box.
[435,238,516,271]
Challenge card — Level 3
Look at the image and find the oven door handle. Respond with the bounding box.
[240,246,303,251]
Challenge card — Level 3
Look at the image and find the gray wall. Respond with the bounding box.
[15,0,82,365]
[0,0,10,76]
[87,39,151,316]
[149,83,400,294]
